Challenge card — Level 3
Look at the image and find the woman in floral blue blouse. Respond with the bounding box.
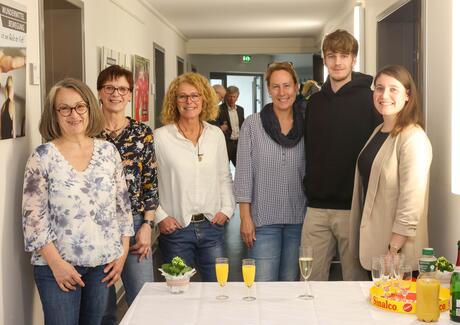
[97,65,158,325]
[22,78,133,325]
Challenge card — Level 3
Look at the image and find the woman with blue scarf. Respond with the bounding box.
[234,61,307,281]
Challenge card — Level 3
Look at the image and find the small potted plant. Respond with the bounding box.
[436,256,454,288]
[159,256,196,294]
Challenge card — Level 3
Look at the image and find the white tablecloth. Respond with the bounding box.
[120,281,452,325]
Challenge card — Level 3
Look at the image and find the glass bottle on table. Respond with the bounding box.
[451,240,460,322]
[416,248,440,322]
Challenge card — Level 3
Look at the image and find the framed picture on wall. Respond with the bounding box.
[133,55,150,122]
[0,0,27,140]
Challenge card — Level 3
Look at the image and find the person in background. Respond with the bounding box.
[215,86,245,166]
[0,76,15,139]
[154,72,235,281]
[350,65,432,272]
[235,61,307,281]
[213,84,226,104]
[97,65,158,325]
[22,78,133,325]
[301,29,381,281]
[301,80,321,100]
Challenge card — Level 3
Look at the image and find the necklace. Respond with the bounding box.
[177,122,204,162]
[105,119,127,139]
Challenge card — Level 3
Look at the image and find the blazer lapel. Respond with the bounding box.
[361,132,396,226]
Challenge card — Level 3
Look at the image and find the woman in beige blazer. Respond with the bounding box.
[350,65,432,271]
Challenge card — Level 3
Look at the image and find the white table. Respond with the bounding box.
[120,281,453,325]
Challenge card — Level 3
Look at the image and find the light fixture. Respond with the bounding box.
[452,0,460,194]
[353,1,364,72]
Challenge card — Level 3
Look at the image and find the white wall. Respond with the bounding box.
[0,1,187,324]
[83,0,187,130]
[0,1,43,324]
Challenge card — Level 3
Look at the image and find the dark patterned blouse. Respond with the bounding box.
[101,117,159,217]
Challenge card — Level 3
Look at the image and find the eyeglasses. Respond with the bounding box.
[101,85,131,96]
[267,61,294,69]
[176,93,202,103]
[56,102,88,117]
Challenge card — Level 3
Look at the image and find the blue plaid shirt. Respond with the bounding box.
[234,113,307,227]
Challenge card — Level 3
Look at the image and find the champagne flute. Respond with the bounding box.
[371,256,383,291]
[398,265,412,302]
[298,246,314,300]
[215,257,229,300]
[242,258,256,301]
[380,254,393,298]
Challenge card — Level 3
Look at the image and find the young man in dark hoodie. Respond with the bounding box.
[301,29,381,281]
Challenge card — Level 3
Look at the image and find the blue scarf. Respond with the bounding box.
[260,103,304,148]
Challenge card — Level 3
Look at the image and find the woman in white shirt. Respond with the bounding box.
[154,72,235,281]
[22,78,133,325]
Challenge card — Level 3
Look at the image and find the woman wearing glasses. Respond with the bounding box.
[234,62,307,281]
[22,78,133,325]
[154,72,235,281]
[96,65,158,324]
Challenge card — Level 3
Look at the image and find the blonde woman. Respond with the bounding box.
[154,72,235,281]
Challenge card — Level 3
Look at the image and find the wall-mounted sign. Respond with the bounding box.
[242,55,252,64]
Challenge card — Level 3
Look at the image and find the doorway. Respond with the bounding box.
[377,0,422,94]
[153,44,165,129]
[41,0,84,96]
[210,72,263,116]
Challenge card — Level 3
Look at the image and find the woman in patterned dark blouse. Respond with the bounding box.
[97,65,158,324]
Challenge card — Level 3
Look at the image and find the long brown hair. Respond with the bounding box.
[374,65,423,136]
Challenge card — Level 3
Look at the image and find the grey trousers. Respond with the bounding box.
[300,207,367,281]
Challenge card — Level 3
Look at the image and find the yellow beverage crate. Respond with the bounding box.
[369,282,450,314]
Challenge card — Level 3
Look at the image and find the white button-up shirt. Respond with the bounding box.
[154,122,235,227]
[227,104,241,140]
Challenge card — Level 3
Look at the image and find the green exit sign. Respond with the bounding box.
[242,55,252,63]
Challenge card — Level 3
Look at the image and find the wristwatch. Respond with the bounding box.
[142,219,155,228]
[388,244,401,254]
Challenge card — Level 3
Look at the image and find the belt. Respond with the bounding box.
[190,213,206,223]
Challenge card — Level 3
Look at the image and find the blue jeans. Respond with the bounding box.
[159,219,225,281]
[34,264,108,325]
[249,223,302,281]
[102,215,154,325]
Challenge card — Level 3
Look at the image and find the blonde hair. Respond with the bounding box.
[161,72,219,125]
[39,78,104,141]
[265,61,299,87]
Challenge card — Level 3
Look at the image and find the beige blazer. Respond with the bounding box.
[349,124,432,270]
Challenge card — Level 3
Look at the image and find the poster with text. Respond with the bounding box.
[0,0,26,140]
[133,55,149,122]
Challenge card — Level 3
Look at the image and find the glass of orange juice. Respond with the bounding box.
[242,258,256,301]
[215,257,229,300]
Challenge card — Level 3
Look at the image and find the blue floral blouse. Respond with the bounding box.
[22,139,134,267]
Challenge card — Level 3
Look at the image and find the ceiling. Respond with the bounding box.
[147,0,349,39]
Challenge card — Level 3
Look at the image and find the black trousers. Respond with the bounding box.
[226,139,238,167]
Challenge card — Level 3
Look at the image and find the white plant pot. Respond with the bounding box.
[436,270,453,288]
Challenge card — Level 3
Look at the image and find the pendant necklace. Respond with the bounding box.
[105,119,127,139]
[177,122,204,162]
